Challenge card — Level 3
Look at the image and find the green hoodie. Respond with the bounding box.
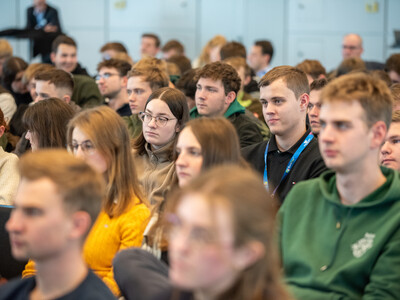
[279,167,400,300]
[189,98,245,119]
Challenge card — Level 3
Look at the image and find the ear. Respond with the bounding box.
[62,95,71,104]
[244,75,251,86]
[175,122,181,133]
[68,211,92,240]
[370,120,387,149]
[225,91,236,105]
[233,241,265,271]
[0,126,5,138]
[50,52,56,63]
[298,93,309,112]
[263,54,271,64]
[121,76,128,88]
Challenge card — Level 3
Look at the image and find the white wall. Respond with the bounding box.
[1,0,398,75]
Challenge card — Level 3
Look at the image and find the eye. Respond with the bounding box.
[23,207,43,217]
[273,99,282,105]
[393,139,400,144]
[336,122,349,130]
[308,103,314,109]
[189,149,202,156]
[127,89,132,95]
[260,100,267,106]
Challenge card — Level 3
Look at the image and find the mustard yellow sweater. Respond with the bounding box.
[23,200,150,297]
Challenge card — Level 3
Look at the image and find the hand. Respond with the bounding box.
[44,24,58,32]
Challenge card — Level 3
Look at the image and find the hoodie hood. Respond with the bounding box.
[190,98,245,119]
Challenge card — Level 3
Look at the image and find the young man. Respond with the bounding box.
[0,149,115,299]
[242,66,327,202]
[247,40,273,78]
[96,59,132,117]
[124,66,169,138]
[279,73,400,299]
[161,40,184,60]
[385,53,400,84]
[140,33,160,58]
[191,61,264,148]
[307,78,328,136]
[296,59,326,84]
[380,111,400,171]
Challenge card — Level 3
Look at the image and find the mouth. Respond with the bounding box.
[323,149,338,157]
[178,171,190,178]
[145,131,158,137]
[310,120,320,125]
[267,118,279,125]
[381,158,395,165]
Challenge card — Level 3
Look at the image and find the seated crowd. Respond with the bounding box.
[0,27,400,300]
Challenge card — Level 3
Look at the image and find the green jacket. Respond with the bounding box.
[72,75,104,108]
[122,114,142,139]
[279,167,400,299]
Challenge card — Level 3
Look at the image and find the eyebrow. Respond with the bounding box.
[145,109,170,117]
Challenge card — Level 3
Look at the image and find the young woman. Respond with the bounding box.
[23,106,150,297]
[192,35,227,68]
[133,87,189,206]
[23,97,75,151]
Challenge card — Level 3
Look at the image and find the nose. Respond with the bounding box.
[196,89,205,101]
[319,124,334,143]
[128,92,135,102]
[309,106,318,117]
[6,210,23,234]
[147,116,157,128]
[176,151,187,168]
[97,76,105,84]
[380,141,391,156]
[74,145,85,159]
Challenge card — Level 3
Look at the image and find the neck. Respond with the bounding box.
[33,247,88,299]
[256,63,269,73]
[108,90,128,111]
[275,123,307,152]
[336,159,386,205]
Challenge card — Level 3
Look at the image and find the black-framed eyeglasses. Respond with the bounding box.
[95,73,120,81]
[139,112,176,127]
[68,140,96,155]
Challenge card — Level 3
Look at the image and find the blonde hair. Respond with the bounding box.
[67,106,148,217]
[198,35,227,67]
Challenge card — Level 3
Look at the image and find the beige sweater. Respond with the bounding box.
[0,147,20,205]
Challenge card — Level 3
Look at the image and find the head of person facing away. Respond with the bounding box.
[319,72,393,174]
[6,149,105,263]
[194,61,241,117]
[165,165,292,300]
[175,117,242,187]
[34,68,74,103]
[296,59,326,85]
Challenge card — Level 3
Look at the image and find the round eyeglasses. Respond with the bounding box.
[139,112,176,127]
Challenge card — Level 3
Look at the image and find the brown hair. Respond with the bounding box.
[166,165,292,300]
[220,41,246,60]
[0,39,13,59]
[255,40,274,60]
[195,62,241,95]
[133,57,168,73]
[133,87,189,158]
[259,65,310,99]
[310,78,328,92]
[162,40,184,55]
[390,83,400,103]
[23,97,76,149]
[51,35,77,53]
[296,59,326,80]
[100,42,128,53]
[337,57,366,77]
[67,106,148,217]
[19,149,105,233]
[167,55,192,75]
[369,70,392,87]
[392,110,400,123]
[34,69,74,96]
[224,56,252,78]
[22,63,54,85]
[97,58,132,75]
[127,66,169,91]
[142,33,161,48]
[321,73,393,128]
[198,35,227,67]
[385,53,400,75]
[2,56,28,87]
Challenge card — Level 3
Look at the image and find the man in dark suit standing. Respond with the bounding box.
[26,0,62,63]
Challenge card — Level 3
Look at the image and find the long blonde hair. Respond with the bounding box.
[67,106,148,217]
[198,35,227,67]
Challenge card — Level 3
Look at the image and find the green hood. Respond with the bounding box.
[190,98,245,119]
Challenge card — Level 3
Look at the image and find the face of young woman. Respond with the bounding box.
[168,193,242,295]
[25,130,39,151]
[71,126,108,174]
[142,99,180,149]
[175,127,203,187]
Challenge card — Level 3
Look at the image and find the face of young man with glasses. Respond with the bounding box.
[140,99,180,150]
[95,67,125,100]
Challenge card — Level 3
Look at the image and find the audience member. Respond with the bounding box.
[385,53,400,84]
[124,66,169,138]
[191,61,264,148]
[166,55,192,75]
[100,42,128,60]
[307,78,328,136]
[296,59,326,84]
[192,35,227,68]
[22,62,54,100]
[336,57,366,77]
[220,41,246,60]
[380,111,400,171]
[96,58,132,117]
[280,72,400,299]
[161,40,184,59]
[133,87,189,205]
[0,149,116,300]
[141,33,160,58]
[175,69,197,111]
[0,39,13,78]
[0,85,16,125]
[0,108,19,205]
[247,40,274,78]
[369,69,392,86]
[242,66,327,202]
[391,83,400,110]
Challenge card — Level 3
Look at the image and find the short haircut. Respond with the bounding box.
[337,57,366,77]
[220,41,246,60]
[23,97,76,149]
[100,42,128,53]
[35,69,74,96]
[296,59,326,80]
[97,58,132,76]
[175,69,197,99]
[0,39,13,59]
[259,65,310,99]
[310,78,328,92]
[195,62,241,95]
[166,55,192,75]
[390,83,400,103]
[22,63,54,85]
[51,35,77,53]
[162,40,184,54]
[127,66,169,91]
[392,110,400,123]
[142,33,161,48]
[321,73,393,128]
[223,56,252,77]
[385,53,400,75]
[255,40,274,60]
[19,149,104,233]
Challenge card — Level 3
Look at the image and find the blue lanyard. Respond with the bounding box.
[263,132,314,197]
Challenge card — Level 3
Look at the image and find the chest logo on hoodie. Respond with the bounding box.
[351,233,375,258]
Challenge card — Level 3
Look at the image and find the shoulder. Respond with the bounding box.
[0,276,35,300]
[242,140,268,158]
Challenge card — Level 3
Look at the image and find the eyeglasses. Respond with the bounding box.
[139,112,176,127]
[68,140,96,155]
[95,73,120,81]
